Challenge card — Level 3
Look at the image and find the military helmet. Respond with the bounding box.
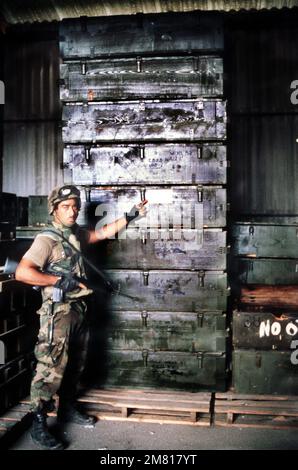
[48,185,81,215]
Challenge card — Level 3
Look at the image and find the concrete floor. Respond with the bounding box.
[8,417,298,450]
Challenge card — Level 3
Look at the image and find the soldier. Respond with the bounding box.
[16,185,147,450]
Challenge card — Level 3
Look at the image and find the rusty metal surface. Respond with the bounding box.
[233,310,298,351]
[106,269,228,312]
[1,1,296,25]
[60,56,223,102]
[62,100,227,143]
[63,144,227,185]
[107,310,227,353]
[95,228,226,270]
[104,349,226,390]
[78,185,227,228]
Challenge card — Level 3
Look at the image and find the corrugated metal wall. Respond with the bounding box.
[227,12,298,217]
[2,25,63,196]
[1,0,298,24]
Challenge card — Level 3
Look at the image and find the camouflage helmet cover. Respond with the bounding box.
[48,185,81,215]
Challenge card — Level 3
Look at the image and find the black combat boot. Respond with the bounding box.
[31,405,64,450]
[58,402,96,426]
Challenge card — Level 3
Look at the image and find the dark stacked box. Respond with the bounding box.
[232,222,298,394]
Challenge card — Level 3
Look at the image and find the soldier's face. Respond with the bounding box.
[54,198,79,227]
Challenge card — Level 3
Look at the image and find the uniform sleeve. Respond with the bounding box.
[23,235,53,269]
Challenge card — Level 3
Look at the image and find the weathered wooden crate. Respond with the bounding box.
[106,269,228,312]
[0,313,24,336]
[103,350,226,391]
[233,350,298,395]
[240,285,298,310]
[233,310,298,350]
[63,143,227,186]
[96,228,226,271]
[28,196,51,226]
[78,388,212,426]
[107,310,227,353]
[234,258,298,285]
[60,56,223,102]
[0,327,28,364]
[79,185,227,229]
[0,193,17,226]
[62,100,226,143]
[16,197,28,228]
[232,222,298,258]
[60,14,223,59]
[214,392,298,429]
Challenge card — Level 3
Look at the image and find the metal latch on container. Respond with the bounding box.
[197,146,202,159]
[143,271,149,286]
[84,147,91,164]
[197,352,204,369]
[140,229,147,245]
[84,187,91,202]
[196,312,204,328]
[198,270,205,288]
[193,57,199,72]
[255,352,262,368]
[141,310,148,327]
[197,186,203,203]
[136,56,142,73]
[142,349,149,367]
[140,187,146,202]
[139,146,145,160]
[81,62,87,75]
[249,226,255,237]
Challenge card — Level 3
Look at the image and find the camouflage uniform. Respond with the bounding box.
[27,221,93,410]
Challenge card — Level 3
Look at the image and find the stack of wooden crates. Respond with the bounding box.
[0,193,39,415]
[232,221,298,394]
[59,12,229,391]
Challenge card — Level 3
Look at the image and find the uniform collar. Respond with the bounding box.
[52,220,78,238]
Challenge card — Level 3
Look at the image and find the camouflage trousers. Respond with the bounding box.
[30,299,89,411]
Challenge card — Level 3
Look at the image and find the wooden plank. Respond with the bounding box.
[79,396,210,413]
[215,392,298,401]
[215,414,298,430]
[84,387,211,400]
[88,410,211,427]
[62,100,226,143]
[61,56,223,102]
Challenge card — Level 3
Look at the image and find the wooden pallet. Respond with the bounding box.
[214,392,298,429]
[78,388,212,427]
[0,402,32,448]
